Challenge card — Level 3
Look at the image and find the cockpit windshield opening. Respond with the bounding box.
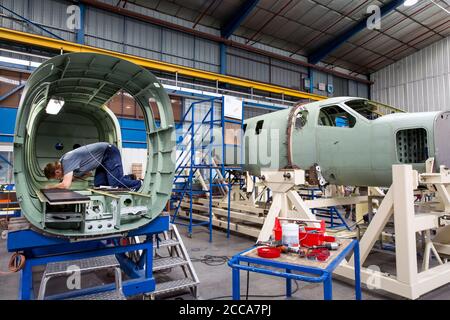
[345,100,381,120]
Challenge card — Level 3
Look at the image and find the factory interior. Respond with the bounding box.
[0,0,450,306]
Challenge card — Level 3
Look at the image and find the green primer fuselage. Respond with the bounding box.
[243,97,450,187]
[14,53,175,238]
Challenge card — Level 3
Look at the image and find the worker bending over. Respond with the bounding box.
[43,142,141,191]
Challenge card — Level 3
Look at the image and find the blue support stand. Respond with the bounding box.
[228,239,362,300]
[303,188,351,230]
[7,215,170,300]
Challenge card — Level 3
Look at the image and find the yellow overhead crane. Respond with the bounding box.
[0,27,326,102]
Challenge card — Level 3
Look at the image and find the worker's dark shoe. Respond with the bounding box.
[131,179,142,191]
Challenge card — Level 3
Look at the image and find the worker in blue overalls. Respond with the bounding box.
[43,142,141,191]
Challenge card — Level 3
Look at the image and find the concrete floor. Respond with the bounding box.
[1,224,450,300]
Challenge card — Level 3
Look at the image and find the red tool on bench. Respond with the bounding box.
[299,220,336,247]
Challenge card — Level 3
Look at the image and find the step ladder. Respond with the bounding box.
[149,223,200,299]
[37,255,125,300]
[36,224,198,300]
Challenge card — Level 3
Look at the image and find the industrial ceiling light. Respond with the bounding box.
[404,0,419,6]
[45,97,64,115]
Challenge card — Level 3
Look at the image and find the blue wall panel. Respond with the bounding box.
[0,107,151,148]
[0,107,17,143]
[118,118,147,149]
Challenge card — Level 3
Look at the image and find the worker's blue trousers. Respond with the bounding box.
[94,145,142,190]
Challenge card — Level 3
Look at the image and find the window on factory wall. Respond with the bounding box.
[0,151,13,184]
[106,90,182,122]
[0,69,29,108]
[318,105,356,128]
[107,91,123,115]
[122,91,137,118]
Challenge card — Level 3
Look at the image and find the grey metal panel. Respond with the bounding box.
[349,80,358,96]
[194,61,219,73]
[244,106,273,120]
[0,0,75,41]
[0,0,30,33]
[86,7,124,43]
[371,36,450,112]
[228,47,269,63]
[124,18,162,52]
[357,82,369,98]
[270,66,301,90]
[194,38,219,64]
[162,29,194,59]
[87,5,220,73]
[193,38,220,72]
[334,77,348,97]
[227,46,312,88]
[227,51,270,83]
[312,70,328,96]
[162,29,194,68]
[270,59,308,75]
[29,0,70,30]
[124,46,162,61]
[85,35,124,53]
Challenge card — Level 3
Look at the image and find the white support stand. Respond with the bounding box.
[335,164,450,299]
[257,169,318,243]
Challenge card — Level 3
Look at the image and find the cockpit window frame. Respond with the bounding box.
[344,99,381,121]
[317,104,357,128]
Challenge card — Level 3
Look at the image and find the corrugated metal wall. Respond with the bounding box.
[309,70,368,98]
[371,36,450,112]
[0,0,369,98]
[84,5,221,72]
[0,0,76,41]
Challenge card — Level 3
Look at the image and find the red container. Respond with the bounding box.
[257,246,281,258]
[273,218,282,241]
[299,220,335,247]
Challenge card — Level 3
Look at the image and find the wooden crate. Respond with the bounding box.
[131,163,143,179]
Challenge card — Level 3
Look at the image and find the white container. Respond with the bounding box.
[282,223,299,247]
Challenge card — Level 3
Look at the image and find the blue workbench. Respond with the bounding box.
[228,239,361,300]
[7,215,169,300]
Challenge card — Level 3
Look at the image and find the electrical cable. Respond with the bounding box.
[190,255,230,266]
[208,280,300,300]
[256,186,267,202]
[0,252,26,275]
[332,217,365,232]
[245,265,250,300]
[189,254,302,300]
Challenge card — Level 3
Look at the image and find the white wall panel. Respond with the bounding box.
[122,148,147,175]
[371,36,450,112]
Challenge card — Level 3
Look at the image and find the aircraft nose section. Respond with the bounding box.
[434,111,450,168]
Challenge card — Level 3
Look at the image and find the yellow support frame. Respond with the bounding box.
[0,27,325,101]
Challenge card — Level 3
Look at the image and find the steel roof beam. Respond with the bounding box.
[308,0,405,65]
[221,0,260,38]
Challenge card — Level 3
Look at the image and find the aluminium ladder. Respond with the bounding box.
[149,223,200,299]
[36,224,198,300]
